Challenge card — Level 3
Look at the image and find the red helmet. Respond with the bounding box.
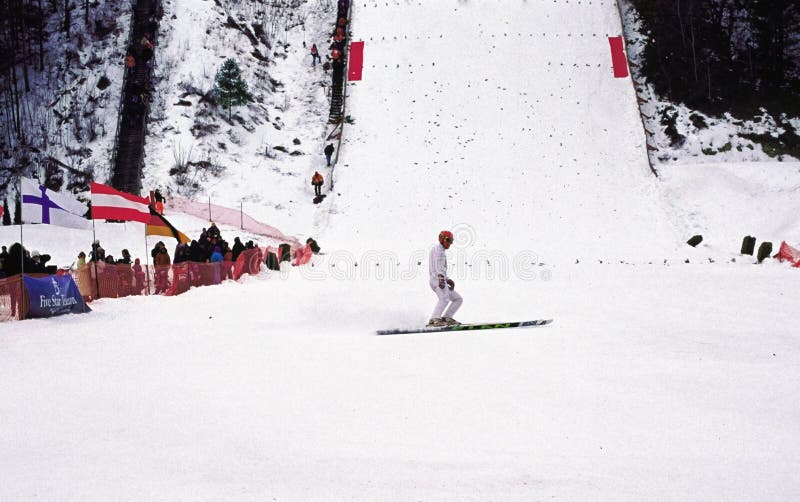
[438,230,454,247]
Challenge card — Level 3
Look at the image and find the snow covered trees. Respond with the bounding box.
[2,197,10,225]
[214,58,252,121]
[630,0,800,116]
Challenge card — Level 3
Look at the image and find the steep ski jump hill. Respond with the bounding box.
[324,0,680,262]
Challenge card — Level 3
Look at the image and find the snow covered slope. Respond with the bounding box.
[2,1,799,501]
[660,162,800,250]
[139,0,336,236]
[325,1,679,261]
[2,262,799,501]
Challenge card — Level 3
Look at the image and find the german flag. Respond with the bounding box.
[146,207,191,243]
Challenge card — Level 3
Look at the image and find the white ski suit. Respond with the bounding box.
[429,243,463,319]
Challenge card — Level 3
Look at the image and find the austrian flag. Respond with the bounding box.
[90,182,152,223]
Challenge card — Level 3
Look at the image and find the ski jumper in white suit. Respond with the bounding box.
[429,243,463,319]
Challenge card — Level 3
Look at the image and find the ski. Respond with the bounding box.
[376,319,553,336]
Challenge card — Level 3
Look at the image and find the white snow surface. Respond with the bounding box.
[2,1,800,501]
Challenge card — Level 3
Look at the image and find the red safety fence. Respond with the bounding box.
[0,274,23,322]
[0,244,328,322]
[0,247,266,322]
[292,243,313,267]
[233,247,265,279]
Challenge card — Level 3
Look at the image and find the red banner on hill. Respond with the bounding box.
[348,41,364,81]
[608,36,629,78]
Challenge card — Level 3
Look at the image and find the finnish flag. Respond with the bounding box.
[20,177,92,229]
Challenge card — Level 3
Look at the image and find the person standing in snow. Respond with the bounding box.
[207,221,221,240]
[223,244,234,280]
[75,251,87,269]
[210,246,224,284]
[310,43,321,66]
[324,143,335,166]
[231,237,245,261]
[153,188,166,214]
[132,258,145,294]
[428,230,463,327]
[117,249,132,265]
[0,245,9,274]
[153,246,171,294]
[311,171,324,196]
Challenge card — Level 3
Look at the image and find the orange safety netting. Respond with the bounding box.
[0,248,267,322]
[775,241,800,267]
[0,274,23,322]
[292,243,313,266]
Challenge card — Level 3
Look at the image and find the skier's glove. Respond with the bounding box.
[446,279,455,290]
[438,275,446,289]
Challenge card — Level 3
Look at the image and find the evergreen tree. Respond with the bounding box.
[749,0,799,91]
[214,58,252,120]
[13,194,21,225]
[631,0,800,116]
[2,197,10,225]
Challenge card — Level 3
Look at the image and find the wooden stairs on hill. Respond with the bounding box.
[328,77,344,123]
[110,0,159,195]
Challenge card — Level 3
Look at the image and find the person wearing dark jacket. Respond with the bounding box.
[307,238,321,254]
[29,250,53,274]
[173,243,189,264]
[324,144,335,166]
[0,245,8,276]
[117,249,132,265]
[4,243,33,276]
[90,240,105,262]
[189,240,204,262]
[3,243,30,317]
[231,237,245,261]
[207,222,221,239]
[3,244,52,275]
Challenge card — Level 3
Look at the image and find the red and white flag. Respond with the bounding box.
[90,182,152,223]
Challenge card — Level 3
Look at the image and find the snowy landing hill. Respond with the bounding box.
[329,0,678,261]
[324,1,799,265]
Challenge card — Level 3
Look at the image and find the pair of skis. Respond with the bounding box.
[376,319,553,336]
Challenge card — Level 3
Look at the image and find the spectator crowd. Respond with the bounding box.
[1,219,319,301]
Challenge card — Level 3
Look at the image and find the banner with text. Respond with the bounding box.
[23,274,92,318]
